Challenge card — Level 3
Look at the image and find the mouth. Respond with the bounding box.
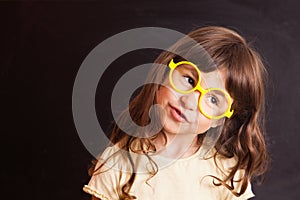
[169,104,188,122]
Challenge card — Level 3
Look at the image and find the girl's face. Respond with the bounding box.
[156,66,228,136]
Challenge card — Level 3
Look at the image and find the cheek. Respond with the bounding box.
[156,87,164,104]
[193,114,212,134]
[156,86,175,104]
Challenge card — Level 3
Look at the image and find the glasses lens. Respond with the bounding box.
[171,64,199,92]
[200,89,229,117]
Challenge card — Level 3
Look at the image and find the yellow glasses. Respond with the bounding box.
[168,59,234,119]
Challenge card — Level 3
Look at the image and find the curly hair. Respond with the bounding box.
[91,26,270,199]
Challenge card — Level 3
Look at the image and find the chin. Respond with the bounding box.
[162,121,204,135]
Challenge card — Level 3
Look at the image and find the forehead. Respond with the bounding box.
[201,69,227,89]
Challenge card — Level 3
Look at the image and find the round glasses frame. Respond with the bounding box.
[168,59,234,119]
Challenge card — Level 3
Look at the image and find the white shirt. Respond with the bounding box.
[83,145,255,200]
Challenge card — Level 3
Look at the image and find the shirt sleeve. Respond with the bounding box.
[233,167,255,199]
[83,166,119,200]
[229,170,255,200]
[238,182,255,200]
[83,146,130,200]
[215,155,255,200]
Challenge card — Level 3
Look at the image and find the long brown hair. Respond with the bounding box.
[91,26,270,199]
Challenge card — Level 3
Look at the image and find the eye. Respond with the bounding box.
[184,76,195,87]
[208,95,218,106]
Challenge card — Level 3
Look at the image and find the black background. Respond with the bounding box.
[1,1,300,199]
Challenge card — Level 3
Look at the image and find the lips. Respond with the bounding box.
[169,104,188,122]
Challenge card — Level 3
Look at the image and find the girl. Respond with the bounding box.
[83,26,270,200]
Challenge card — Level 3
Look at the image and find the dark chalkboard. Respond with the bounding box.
[1,1,300,199]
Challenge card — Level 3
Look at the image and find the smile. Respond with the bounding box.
[169,104,188,122]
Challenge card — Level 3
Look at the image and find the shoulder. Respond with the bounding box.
[203,148,238,174]
[207,150,255,199]
[83,145,133,200]
[94,145,133,174]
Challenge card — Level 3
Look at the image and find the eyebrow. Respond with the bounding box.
[183,64,198,78]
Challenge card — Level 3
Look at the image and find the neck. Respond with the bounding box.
[153,131,200,159]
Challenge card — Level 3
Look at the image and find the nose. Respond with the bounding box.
[179,91,201,111]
